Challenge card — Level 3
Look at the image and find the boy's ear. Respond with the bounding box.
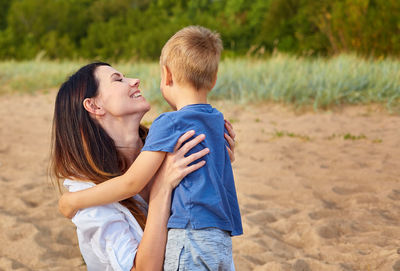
[211,74,217,89]
[83,98,105,116]
[162,65,173,86]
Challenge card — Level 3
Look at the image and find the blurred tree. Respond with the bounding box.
[0,0,12,30]
[2,0,92,58]
[0,0,398,60]
[257,0,300,53]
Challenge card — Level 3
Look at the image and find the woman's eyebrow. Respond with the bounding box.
[110,72,123,79]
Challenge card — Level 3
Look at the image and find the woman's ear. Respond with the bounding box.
[162,65,173,86]
[83,98,105,116]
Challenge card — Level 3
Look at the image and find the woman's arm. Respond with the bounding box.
[132,131,209,271]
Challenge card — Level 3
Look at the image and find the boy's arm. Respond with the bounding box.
[61,151,166,217]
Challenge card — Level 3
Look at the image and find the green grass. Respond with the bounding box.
[0,60,81,94]
[272,130,311,141]
[1,54,399,111]
[343,133,367,140]
[213,54,400,111]
[327,133,382,143]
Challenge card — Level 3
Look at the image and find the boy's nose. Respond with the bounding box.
[130,79,140,87]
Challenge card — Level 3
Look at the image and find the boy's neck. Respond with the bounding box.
[174,85,209,110]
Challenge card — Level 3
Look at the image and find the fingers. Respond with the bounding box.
[177,133,206,156]
[224,120,236,162]
[183,160,206,177]
[225,119,233,129]
[183,148,210,165]
[224,132,235,152]
[174,130,195,152]
[226,146,235,163]
[224,119,236,140]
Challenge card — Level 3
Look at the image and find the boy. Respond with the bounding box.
[146,26,242,270]
[61,26,242,270]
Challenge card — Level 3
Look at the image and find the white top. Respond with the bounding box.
[64,179,147,271]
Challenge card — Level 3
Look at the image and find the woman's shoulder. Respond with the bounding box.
[63,178,95,192]
[63,179,144,232]
[71,200,144,240]
[63,179,123,219]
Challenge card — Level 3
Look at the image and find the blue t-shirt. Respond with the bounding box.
[142,104,243,236]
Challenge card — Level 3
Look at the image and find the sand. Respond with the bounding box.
[0,92,399,271]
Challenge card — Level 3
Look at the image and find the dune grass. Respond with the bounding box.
[214,54,400,111]
[0,54,399,111]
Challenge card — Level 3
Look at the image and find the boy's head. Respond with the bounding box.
[160,26,223,92]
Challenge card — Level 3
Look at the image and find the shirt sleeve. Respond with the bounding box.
[142,113,180,153]
[73,206,140,271]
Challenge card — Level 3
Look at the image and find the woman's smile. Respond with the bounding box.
[130,89,143,99]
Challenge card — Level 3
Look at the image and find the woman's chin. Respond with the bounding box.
[133,100,151,113]
[142,103,151,113]
[138,104,151,118]
[137,97,151,110]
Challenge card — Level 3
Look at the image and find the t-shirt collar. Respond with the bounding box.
[179,103,212,111]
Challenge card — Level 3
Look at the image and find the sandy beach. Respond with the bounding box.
[0,92,399,270]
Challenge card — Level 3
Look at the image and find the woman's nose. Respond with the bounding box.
[129,79,140,87]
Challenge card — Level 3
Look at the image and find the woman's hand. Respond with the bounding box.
[152,130,209,192]
[224,119,236,162]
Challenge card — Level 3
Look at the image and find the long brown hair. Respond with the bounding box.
[50,62,147,229]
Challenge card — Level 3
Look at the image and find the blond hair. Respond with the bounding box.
[160,26,223,91]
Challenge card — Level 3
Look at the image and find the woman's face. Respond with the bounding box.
[94,65,151,118]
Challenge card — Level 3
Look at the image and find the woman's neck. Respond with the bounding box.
[116,139,143,165]
[97,115,144,164]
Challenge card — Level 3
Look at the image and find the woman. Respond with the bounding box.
[50,62,236,270]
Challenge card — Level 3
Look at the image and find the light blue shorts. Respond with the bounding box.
[163,226,234,271]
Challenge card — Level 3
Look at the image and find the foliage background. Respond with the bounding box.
[0,0,399,61]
